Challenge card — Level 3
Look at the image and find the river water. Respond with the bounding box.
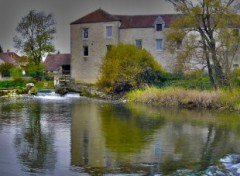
[1,92,240,176]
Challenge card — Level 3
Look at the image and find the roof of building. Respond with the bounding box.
[71,8,180,28]
[116,14,179,28]
[71,8,119,24]
[0,52,20,66]
[44,53,71,72]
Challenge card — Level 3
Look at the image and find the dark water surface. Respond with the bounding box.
[1,94,240,175]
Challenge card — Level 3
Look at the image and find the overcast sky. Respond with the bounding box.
[0,0,175,54]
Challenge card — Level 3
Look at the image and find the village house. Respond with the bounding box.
[44,53,71,86]
[44,53,71,75]
[0,51,21,80]
[70,8,179,84]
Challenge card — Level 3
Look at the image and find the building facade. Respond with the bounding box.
[71,9,179,84]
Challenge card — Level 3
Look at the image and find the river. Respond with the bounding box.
[1,92,240,175]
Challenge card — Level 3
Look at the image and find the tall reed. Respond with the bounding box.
[126,87,240,110]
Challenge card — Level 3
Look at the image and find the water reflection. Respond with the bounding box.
[1,96,240,175]
[71,101,106,170]
[14,98,57,174]
[71,101,240,175]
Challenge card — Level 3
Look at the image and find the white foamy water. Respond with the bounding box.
[35,90,80,100]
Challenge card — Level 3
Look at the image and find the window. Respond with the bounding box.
[83,46,88,56]
[156,24,163,31]
[106,26,113,37]
[82,28,89,39]
[135,39,142,49]
[233,63,239,68]
[156,39,163,50]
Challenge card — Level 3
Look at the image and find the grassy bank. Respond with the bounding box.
[0,80,53,89]
[126,87,240,110]
[0,80,54,94]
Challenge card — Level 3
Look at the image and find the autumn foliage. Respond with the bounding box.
[97,44,165,94]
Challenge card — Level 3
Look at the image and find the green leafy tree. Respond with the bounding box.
[166,0,240,90]
[97,44,165,94]
[0,63,14,77]
[13,10,56,79]
[25,62,45,78]
[10,67,23,80]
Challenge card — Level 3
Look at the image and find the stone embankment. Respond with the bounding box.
[55,82,123,100]
[0,89,17,97]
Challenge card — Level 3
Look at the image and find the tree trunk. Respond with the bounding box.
[211,49,231,89]
[205,53,217,90]
[202,38,217,90]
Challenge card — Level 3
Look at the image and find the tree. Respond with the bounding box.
[10,67,23,80]
[0,45,3,53]
[166,0,240,90]
[13,10,56,79]
[97,44,165,94]
[0,63,14,77]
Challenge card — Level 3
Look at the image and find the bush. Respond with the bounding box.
[10,67,23,80]
[97,44,165,94]
[0,63,14,77]
[231,68,240,87]
[0,80,26,89]
[160,70,212,90]
[25,62,45,79]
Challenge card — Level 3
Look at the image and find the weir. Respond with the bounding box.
[36,90,80,99]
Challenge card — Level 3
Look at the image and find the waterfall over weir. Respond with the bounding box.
[35,90,81,100]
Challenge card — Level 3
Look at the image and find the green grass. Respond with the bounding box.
[0,80,26,89]
[0,80,54,91]
[34,81,54,90]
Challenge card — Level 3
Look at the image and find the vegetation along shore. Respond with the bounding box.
[126,87,240,110]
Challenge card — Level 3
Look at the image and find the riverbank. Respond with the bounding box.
[0,89,18,97]
[43,82,240,110]
[62,82,124,100]
[126,87,240,110]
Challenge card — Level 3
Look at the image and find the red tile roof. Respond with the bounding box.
[0,52,20,66]
[116,14,179,28]
[43,53,71,72]
[71,8,180,28]
[71,8,119,24]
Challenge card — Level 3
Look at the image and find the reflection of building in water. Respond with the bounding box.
[71,101,240,175]
[71,101,107,167]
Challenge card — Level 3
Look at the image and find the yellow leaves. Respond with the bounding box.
[192,6,201,15]
[98,44,165,93]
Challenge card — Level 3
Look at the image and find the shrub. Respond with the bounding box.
[10,67,23,80]
[97,44,165,94]
[0,63,14,77]
[160,70,212,90]
[231,68,240,87]
[0,80,26,89]
[25,62,45,79]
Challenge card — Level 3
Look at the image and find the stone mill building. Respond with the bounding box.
[70,8,179,84]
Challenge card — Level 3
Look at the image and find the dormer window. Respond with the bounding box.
[82,28,89,39]
[156,24,163,31]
